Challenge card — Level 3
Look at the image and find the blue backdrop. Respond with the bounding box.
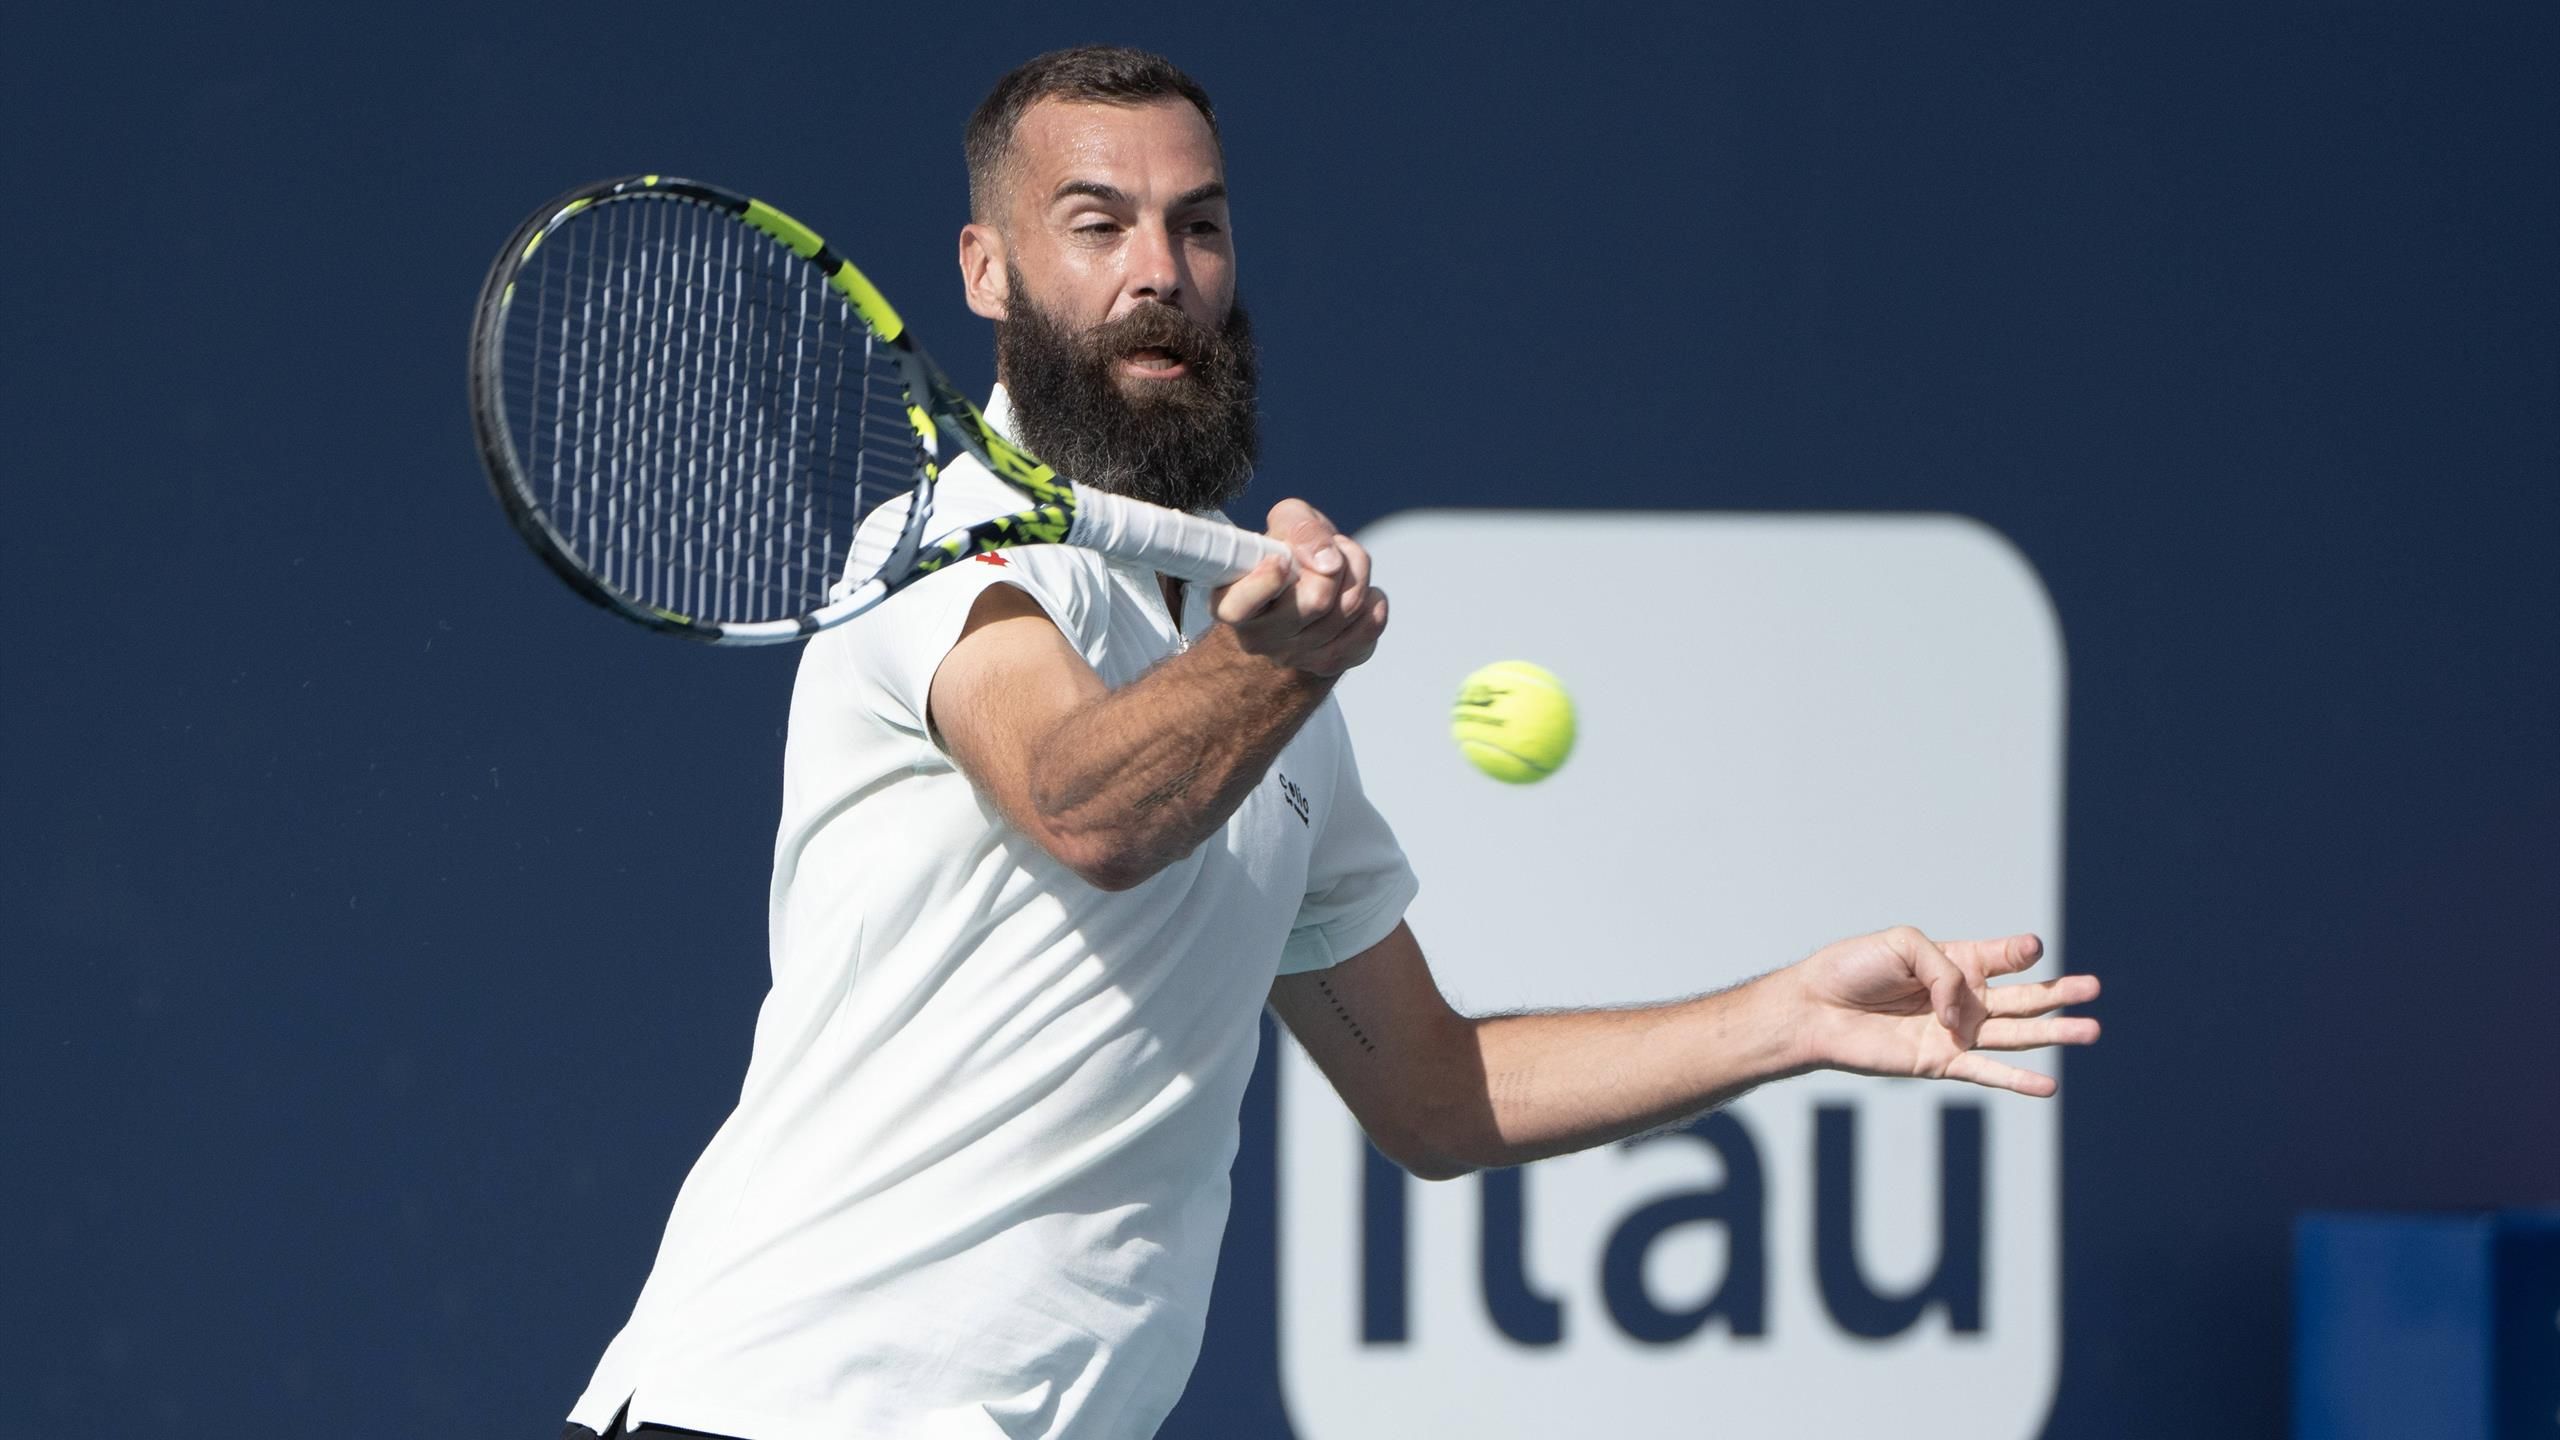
[6,3,2555,1435]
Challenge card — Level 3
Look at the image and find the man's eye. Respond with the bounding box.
[1184,220,1224,236]
[1074,221,1120,236]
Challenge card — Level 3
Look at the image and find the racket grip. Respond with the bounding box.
[1069,485,1295,585]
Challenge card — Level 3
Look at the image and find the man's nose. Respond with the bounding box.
[1123,220,1180,304]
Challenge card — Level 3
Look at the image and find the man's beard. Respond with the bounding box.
[995,270,1260,514]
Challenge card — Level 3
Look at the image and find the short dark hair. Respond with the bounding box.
[965,46,1220,222]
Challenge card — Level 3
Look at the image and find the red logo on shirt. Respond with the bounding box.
[973,552,1010,567]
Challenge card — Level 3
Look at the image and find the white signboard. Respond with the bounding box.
[1278,510,2068,1438]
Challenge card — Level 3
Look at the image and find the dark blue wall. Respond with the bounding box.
[7,3,2554,1435]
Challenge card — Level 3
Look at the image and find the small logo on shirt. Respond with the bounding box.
[1279,772,1310,826]
[973,552,1010,566]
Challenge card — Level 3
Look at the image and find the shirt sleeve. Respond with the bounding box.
[824,538,1109,740]
[1278,714,1421,975]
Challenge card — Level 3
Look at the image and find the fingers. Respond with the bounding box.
[1985,973,2101,1018]
[1276,512,1371,642]
[1949,965,2097,1094]
[1212,554,1294,625]
[1888,925,1985,1046]
[1216,500,1390,674]
[1313,586,1387,671]
[1329,533,1371,622]
[1817,925,2094,1099]
[1942,1052,2061,1098]
[1945,933,2044,978]
[1229,499,1348,631]
[1903,932,1965,1033]
[1291,534,1374,647]
[1973,1014,2102,1051]
[1287,554,1343,629]
[1267,498,1345,576]
[1265,497,1334,543]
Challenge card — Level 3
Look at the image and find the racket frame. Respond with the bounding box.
[469,174,1103,645]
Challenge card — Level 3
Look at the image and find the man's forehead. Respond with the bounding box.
[1007,97,1224,202]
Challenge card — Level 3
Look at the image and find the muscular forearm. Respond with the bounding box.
[1027,624,1332,890]
[1427,972,1815,1175]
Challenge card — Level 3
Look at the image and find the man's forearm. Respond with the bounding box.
[1026,624,1331,889]
[1426,972,1815,1174]
[1283,924,2089,1184]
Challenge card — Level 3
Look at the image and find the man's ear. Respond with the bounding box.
[959,222,1009,322]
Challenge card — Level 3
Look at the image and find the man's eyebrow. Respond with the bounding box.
[1051,179,1131,207]
[1047,179,1229,209]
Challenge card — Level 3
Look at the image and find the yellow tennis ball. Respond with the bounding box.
[1450,661,1576,783]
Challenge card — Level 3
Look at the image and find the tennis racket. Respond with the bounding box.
[468,174,1289,644]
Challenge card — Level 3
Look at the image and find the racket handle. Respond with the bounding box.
[1069,485,1295,586]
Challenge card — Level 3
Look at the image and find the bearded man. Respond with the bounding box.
[562,45,2100,1440]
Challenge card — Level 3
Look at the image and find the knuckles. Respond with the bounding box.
[1215,502,1391,676]
[1265,497,1336,538]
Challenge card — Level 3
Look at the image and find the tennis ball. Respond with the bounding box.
[1450,660,1576,783]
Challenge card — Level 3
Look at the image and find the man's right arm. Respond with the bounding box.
[928,499,1389,891]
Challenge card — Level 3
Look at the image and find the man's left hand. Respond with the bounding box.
[1782,927,2100,1097]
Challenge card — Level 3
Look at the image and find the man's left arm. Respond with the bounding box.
[1268,921,2100,1181]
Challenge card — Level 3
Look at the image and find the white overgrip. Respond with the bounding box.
[1068,484,1294,585]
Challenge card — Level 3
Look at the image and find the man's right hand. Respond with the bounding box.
[1213,499,1390,677]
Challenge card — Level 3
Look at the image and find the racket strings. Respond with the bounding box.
[502,194,920,624]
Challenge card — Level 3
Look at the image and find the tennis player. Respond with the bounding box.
[561,45,2101,1440]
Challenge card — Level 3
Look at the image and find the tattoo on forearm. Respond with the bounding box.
[1316,976,1377,1055]
[1132,761,1203,815]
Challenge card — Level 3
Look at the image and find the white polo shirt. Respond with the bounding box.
[568,389,1417,1440]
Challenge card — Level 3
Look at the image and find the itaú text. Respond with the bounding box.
[1355,1104,1988,1345]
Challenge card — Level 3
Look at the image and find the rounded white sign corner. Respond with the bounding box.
[1279,508,2068,1439]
